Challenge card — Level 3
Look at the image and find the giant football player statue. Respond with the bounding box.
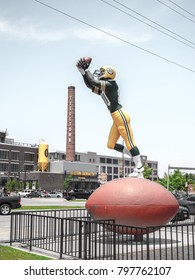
[76,57,144,178]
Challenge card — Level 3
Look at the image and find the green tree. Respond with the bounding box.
[158,169,194,191]
[169,170,186,190]
[143,164,153,179]
[158,173,168,188]
[63,175,73,191]
[5,178,20,192]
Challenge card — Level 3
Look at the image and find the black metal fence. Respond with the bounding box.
[10,209,195,260]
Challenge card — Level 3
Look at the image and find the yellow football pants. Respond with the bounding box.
[107,108,136,151]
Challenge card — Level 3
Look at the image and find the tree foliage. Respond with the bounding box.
[143,164,153,179]
[5,178,20,192]
[158,169,195,191]
[63,175,73,190]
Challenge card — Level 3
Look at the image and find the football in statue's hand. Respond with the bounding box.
[83,56,92,65]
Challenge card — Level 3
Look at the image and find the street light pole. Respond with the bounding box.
[167,164,170,190]
[185,174,188,197]
[24,170,26,189]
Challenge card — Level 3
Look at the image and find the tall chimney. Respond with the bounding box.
[66,86,75,161]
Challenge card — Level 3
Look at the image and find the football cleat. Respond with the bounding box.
[128,166,144,178]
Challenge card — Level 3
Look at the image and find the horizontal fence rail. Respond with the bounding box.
[10,209,195,260]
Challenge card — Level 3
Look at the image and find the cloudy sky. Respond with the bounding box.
[0,0,195,176]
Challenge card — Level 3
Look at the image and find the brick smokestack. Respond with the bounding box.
[66,86,76,161]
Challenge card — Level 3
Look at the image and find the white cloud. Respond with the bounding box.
[0,17,151,44]
[72,25,152,44]
[0,17,65,42]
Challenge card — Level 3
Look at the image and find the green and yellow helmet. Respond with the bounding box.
[100,65,116,80]
[94,65,116,80]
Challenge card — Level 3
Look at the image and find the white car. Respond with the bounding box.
[18,189,33,197]
[48,191,63,198]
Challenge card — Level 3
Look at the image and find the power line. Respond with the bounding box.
[167,0,195,18]
[155,0,195,23]
[102,0,195,50]
[33,0,195,73]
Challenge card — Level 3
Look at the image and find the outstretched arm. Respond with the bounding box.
[76,57,102,95]
[84,70,102,94]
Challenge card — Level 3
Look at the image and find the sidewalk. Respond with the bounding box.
[0,215,11,243]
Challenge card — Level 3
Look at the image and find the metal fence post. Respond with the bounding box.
[146,229,150,260]
[83,221,89,260]
[113,224,116,260]
[59,218,64,259]
[78,220,83,259]
[29,214,33,251]
[10,213,13,246]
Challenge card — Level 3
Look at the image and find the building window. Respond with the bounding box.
[75,154,80,161]
[0,162,9,172]
[100,157,105,163]
[107,166,112,173]
[113,158,118,164]
[11,151,19,161]
[113,167,118,174]
[24,152,35,162]
[24,164,34,171]
[101,166,106,173]
[126,168,130,175]
[125,160,130,166]
[11,164,19,172]
[106,158,112,164]
[0,150,9,160]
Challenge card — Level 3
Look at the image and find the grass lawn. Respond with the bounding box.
[0,245,53,260]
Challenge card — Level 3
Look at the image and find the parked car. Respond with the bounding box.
[42,191,49,197]
[172,190,195,215]
[184,194,195,201]
[172,190,187,200]
[171,206,190,223]
[18,189,33,198]
[178,196,195,215]
[0,193,21,215]
[64,189,94,200]
[48,191,63,198]
[26,191,45,198]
